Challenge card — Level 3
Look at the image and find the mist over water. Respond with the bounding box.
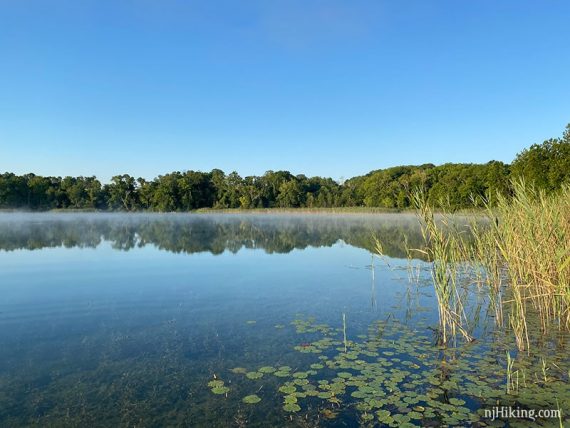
[0,213,566,427]
[0,212,423,257]
[0,213,426,426]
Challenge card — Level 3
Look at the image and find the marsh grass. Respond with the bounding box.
[483,180,570,351]
[342,313,348,353]
[405,180,570,351]
[410,189,474,346]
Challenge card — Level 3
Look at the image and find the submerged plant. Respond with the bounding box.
[216,314,569,426]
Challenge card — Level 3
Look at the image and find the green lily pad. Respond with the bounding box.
[318,391,333,399]
[376,409,392,422]
[283,403,301,412]
[207,380,224,388]
[242,394,261,404]
[211,386,230,395]
[246,371,263,380]
[279,385,296,394]
[284,394,298,404]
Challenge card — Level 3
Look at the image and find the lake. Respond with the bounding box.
[0,213,567,427]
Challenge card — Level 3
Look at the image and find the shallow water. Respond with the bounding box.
[0,213,567,427]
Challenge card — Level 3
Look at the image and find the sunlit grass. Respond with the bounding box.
[410,189,474,346]
[406,180,570,351]
[483,180,570,351]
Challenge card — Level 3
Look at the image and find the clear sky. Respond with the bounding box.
[1,1,569,182]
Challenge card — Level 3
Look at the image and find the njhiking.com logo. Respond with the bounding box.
[483,405,562,423]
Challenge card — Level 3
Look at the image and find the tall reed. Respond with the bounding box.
[379,181,569,351]
[411,189,474,346]
[479,180,570,350]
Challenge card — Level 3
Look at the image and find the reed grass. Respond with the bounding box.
[342,312,348,353]
[410,189,474,346]
[483,180,570,351]
[505,353,524,395]
[406,179,570,351]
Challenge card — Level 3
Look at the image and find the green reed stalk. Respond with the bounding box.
[477,180,570,351]
[411,189,474,346]
[342,312,348,353]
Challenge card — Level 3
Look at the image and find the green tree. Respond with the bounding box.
[277,179,303,207]
[511,124,570,191]
[107,175,138,210]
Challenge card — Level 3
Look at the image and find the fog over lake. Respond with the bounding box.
[0,213,567,427]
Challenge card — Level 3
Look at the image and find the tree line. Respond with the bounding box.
[1,124,568,211]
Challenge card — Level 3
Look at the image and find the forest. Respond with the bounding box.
[1,124,569,211]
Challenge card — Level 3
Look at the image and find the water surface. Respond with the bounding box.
[0,213,567,427]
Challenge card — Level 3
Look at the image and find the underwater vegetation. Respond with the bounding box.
[207,183,570,425]
[1,202,567,426]
[210,315,569,427]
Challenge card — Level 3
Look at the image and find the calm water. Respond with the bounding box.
[0,213,567,427]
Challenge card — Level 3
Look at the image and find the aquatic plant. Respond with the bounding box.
[342,312,348,352]
[218,315,569,426]
[409,189,474,346]
[506,351,514,394]
[470,180,570,351]
[208,379,230,396]
[401,181,570,352]
[245,371,263,380]
[242,394,261,404]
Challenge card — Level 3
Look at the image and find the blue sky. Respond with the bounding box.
[1,1,569,182]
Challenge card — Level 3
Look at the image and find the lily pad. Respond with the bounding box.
[246,371,263,380]
[278,385,296,394]
[317,391,333,399]
[207,380,224,388]
[242,394,261,404]
[211,386,230,395]
[284,394,298,404]
[283,403,301,412]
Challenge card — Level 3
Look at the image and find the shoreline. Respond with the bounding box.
[0,207,485,215]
